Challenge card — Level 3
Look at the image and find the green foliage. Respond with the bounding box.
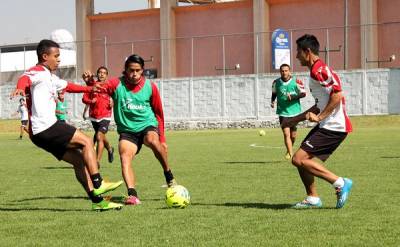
[0,116,399,246]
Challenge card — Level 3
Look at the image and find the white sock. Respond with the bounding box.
[306,196,320,204]
[332,177,345,188]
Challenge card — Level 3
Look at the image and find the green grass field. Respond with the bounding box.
[0,116,399,246]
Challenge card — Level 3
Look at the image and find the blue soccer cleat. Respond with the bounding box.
[292,198,322,209]
[336,178,353,209]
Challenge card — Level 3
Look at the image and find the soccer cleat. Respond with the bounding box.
[108,147,114,163]
[167,178,178,188]
[92,200,123,211]
[93,180,123,196]
[285,152,292,160]
[336,178,353,209]
[125,195,142,205]
[292,198,323,209]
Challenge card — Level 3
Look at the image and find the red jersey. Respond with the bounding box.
[82,81,112,121]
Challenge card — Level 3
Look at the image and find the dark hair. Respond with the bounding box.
[124,54,144,71]
[97,66,108,75]
[36,39,60,62]
[296,34,320,55]
[19,98,25,103]
[279,63,290,71]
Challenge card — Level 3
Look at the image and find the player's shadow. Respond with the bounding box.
[1,196,93,212]
[380,156,400,159]
[222,161,285,165]
[12,196,87,202]
[41,166,73,170]
[0,207,87,212]
[193,202,292,210]
[193,202,335,210]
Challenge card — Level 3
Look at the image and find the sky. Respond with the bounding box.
[0,0,148,46]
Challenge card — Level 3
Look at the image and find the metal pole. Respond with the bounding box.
[290,30,293,71]
[221,35,226,118]
[23,45,26,71]
[104,36,108,67]
[344,0,348,69]
[363,24,366,69]
[326,28,330,66]
[255,33,259,75]
[255,33,260,120]
[191,37,194,78]
[222,35,226,77]
[75,41,78,83]
[190,37,194,119]
[131,42,134,54]
[161,39,164,79]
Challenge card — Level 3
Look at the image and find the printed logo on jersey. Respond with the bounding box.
[122,98,145,111]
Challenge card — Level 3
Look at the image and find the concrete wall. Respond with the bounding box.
[174,1,253,77]
[89,9,161,76]
[2,69,400,130]
[87,0,400,78]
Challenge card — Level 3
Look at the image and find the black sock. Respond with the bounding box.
[164,170,174,183]
[90,173,103,189]
[128,188,138,197]
[88,190,103,203]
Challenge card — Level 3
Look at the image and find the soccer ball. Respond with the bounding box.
[259,130,266,136]
[165,185,190,209]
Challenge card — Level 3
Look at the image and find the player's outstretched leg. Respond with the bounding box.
[144,131,177,187]
[66,129,123,196]
[62,149,123,211]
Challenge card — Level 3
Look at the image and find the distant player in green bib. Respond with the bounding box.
[84,54,177,205]
[271,64,306,160]
[55,90,68,122]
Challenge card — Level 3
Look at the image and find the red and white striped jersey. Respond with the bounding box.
[309,60,352,133]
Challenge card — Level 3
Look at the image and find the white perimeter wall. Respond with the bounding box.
[1,68,400,129]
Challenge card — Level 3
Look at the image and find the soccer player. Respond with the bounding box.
[82,66,114,165]
[83,54,177,205]
[271,64,306,160]
[292,34,353,209]
[16,98,29,139]
[55,90,68,122]
[10,39,123,211]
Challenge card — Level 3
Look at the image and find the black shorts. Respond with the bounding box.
[119,126,159,154]
[279,116,297,130]
[300,125,347,162]
[31,121,76,160]
[21,120,28,127]
[91,120,110,134]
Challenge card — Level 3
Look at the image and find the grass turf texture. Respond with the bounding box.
[0,116,399,246]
